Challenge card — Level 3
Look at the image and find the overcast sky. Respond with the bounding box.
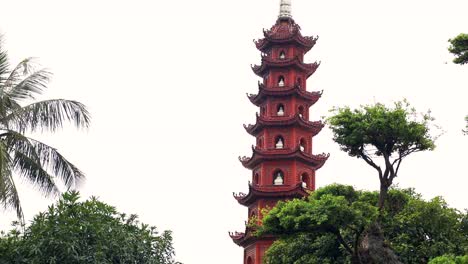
[0,0,467,263]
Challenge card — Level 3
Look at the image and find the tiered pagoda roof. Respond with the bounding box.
[229,183,309,246]
[254,19,318,52]
[243,114,324,136]
[252,56,320,78]
[233,182,310,206]
[239,146,329,170]
[229,228,276,247]
[247,83,322,106]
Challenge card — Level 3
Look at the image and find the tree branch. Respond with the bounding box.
[331,227,354,255]
[359,148,383,180]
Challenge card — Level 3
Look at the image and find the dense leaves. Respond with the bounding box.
[0,36,90,220]
[260,185,467,264]
[0,191,180,264]
[448,33,468,65]
[429,255,468,264]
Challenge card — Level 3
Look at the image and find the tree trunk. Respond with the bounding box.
[378,183,389,211]
[351,252,363,264]
[359,223,402,264]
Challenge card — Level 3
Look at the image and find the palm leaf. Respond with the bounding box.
[12,151,59,196]
[2,99,91,133]
[0,140,23,220]
[30,138,84,189]
[3,68,51,102]
[2,57,40,88]
[1,130,84,190]
[0,51,8,83]
[0,36,9,83]
[1,131,59,196]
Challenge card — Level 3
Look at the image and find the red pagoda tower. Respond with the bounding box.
[229,1,329,263]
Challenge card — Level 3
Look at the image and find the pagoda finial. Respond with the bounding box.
[279,0,292,19]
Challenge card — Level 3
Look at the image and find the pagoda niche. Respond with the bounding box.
[229,1,328,264]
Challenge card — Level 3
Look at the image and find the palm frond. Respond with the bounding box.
[2,99,91,133]
[0,52,8,83]
[3,68,51,102]
[31,138,85,189]
[0,140,23,221]
[13,151,60,196]
[3,57,39,87]
[0,35,9,83]
[1,131,60,196]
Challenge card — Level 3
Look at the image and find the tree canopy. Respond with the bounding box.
[0,36,90,221]
[449,33,468,65]
[259,185,467,264]
[327,101,436,210]
[0,191,181,264]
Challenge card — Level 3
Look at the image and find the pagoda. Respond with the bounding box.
[229,1,329,263]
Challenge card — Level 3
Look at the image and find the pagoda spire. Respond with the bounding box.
[279,0,292,18]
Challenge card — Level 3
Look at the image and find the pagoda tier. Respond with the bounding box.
[229,228,275,248]
[233,182,309,206]
[252,56,320,78]
[247,83,322,106]
[239,146,329,170]
[255,19,318,53]
[243,114,323,136]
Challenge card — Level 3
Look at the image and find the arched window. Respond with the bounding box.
[277,104,285,116]
[299,138,306,152]
[279,50,286,59]
[278,76,285,87]
[301,173,310,188]
[275,136,284,149]
[273,170,284,185]
[298,106,305,118]
[247,257,253,264]
[253,173,259,185]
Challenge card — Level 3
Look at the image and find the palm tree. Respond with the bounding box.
[0,36,90,222]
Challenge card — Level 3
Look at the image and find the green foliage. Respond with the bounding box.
[327,101,435,160]
[265,233,349,264]
[0,191,180,264]
[260,185,467,264]
[260,184,379,263]
[327,101,436,210]
[448,33,468,65]
[385,196,467,263]
[0,36,90,220]
[429,255,468,264]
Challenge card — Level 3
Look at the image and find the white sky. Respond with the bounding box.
[0,0,467,263]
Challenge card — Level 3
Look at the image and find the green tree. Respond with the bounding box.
[448,34,468,134]
[260,185,467,264]
[448,33,468,65]
[327,101,437,263]
[327,101,435,211]
[260,184,377,264]
[429,255,468,264]
[0,191,181,264]
[0,36,90,221]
